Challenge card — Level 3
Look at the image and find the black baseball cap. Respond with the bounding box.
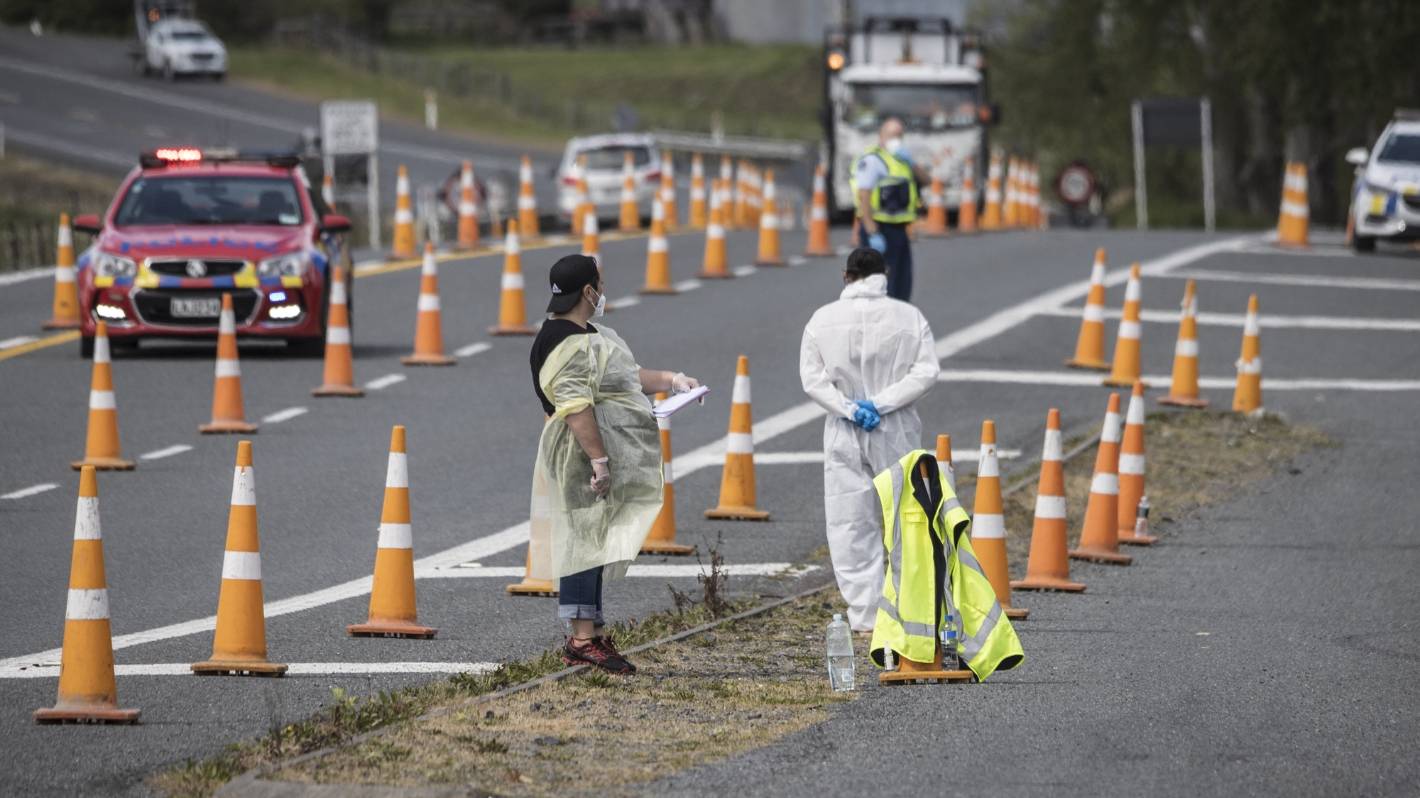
[546,254,600,314]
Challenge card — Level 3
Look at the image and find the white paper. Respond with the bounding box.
[652,386,710,418]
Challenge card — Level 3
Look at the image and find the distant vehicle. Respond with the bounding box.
[1346,111,1420,253]
[70,147,352,358]
[556,134,660,222]
[821,16,998,221]
[132,1,227,81]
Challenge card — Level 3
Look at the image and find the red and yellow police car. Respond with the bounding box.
[72,147,351,357]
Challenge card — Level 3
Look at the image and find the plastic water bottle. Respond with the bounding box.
[942,612,961,669]
[825,614,856,692]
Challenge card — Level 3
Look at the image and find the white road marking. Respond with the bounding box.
[261,406,309,424]
[787,255,807,266]
[733,265,758,277]
[673,279,703,292]
[1038,306,1420,332]
[0,266,56,287]
[0,483,59,500]
[140,444,193,461]
[1166,269,1420,292]
[751,450,1019,466]
[0,236,1255,667]
[608,295,641,310]
[0,335,40,350]
[938,368,1420,392]
[0,661,499,679]
[455,342,491,358]
[1238,243,1354,258]
[437,563,818,579]
[353,259,387,275]
[365,373,407,391]
[0,124,133,168]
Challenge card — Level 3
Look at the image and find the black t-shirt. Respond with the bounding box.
[530,319,596,416]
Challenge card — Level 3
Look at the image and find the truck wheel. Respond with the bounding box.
[1352,234,1375,253]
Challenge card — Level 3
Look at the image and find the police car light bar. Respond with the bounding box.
[139,147,303,169]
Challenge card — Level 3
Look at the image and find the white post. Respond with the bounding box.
[424,89,437,131]
[367,153,381,251]
[1131,100,1148,230]
[1200,97,1216,233]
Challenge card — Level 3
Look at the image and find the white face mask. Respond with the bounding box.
[590,288,606,317]
[885,136,905,155]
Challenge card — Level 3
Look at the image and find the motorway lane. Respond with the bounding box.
[0,225,1243,795]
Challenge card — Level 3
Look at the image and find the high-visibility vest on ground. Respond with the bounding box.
[869,450,1024,682]
[850,146,920,224]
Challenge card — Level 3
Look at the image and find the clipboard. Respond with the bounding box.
[652,386,710,418]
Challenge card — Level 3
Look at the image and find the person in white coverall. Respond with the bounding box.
[799,247,939,632]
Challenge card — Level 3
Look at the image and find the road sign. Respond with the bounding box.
[320,101,378,156]
[1056,163,1096,206]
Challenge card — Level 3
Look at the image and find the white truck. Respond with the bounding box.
[131,0,228,81]
[822,16,996,221]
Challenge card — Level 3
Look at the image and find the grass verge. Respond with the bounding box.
[0,154,116,270]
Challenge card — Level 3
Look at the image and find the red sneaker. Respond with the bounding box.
[562,636,636,675]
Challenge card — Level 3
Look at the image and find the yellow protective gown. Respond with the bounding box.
[532,324,663,580]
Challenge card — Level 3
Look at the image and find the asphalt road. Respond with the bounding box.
[2,205,1419,798]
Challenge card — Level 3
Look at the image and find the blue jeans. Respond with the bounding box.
[858,221,913,302]
[558,566,603,625]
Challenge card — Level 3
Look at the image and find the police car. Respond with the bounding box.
[72,147,351,357]
[1346,112,1420,253]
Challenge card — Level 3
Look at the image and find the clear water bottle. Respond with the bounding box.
[942,612,961,669]
[825,613,856,692]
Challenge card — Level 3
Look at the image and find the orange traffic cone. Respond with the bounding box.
[1065,248,1111,370]
[1117,382,1157,546]
[71,322,134,470]
[1233,294,1263,414]
[1276,162,1309,247]
[705,355,769,521]
[43,213,81,329]
[489,220,537,336]
[660,150,678,232]
[192,441,288,675]
[1025,161,1040,228]
[719,158,735,229]
[312,267,362,397]
[581,206,600,264]
[972,420,1028,620]
[641,198,677,295]
[349,425,437,638]
[1012,408,1086,592]
[921,168,949,237]
[732,160,749,229]
[517,155,540,239]
[321,173,335,210]
[34,467,141,723]
[957,160,978,233]
[402,244,456,364]
[199,295,258,434]
[746,163,764,229]
[456,160,480,250]
[755,170,784,266]
[700,193,731,279]
[1003,157,1020,228]
[509,452,559,597]
[1069,394,1132,566]
[981,152,1003,230]
[688,153,707,228]
[391,164,415,258]
[1159,279,1208,408]
[805,163,833,256]
[935,433,956,493]
[642,392,695,556]
[1103,263,1145,387]
[618,151,641,232]
[571,156,590,237]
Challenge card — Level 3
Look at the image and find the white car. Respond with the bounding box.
[144,18,227,80]
[556,134,660,222]
[1346,113,1420,252]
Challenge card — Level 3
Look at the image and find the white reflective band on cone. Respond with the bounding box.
[421,256,437,276]
[1237,357,1263,374]
[1118,453,1146,475]
[66,588,109,621]
[230,466,256,506]
[663,463,674,484]
[397,174,410,193]
[74,497,101,540]
[518,196,535,210]
[377,522,413,549]
[1282,200,1309,217]
[395,209,414,223]
[55,266,76,282]
[649,237,668,253]
[459,202,476,215]
[417,294,441,312]
[1102,413,1122,442]
[222,550,262,580]
[1090,263,1106,283]
[1175,338,1199,356]
[1042,429,1062,460]
[1285,173,1307,191]
[505,237,521,255]
[1035,494,1067,519]
[93,336,110,363]
[219,310,236,334]
[707,224,725,238]
[1127,398,1146,424]
[501,272,525,291]
[520,164,532,182]
[331,278,347,304]
[976,448,999,477]
[326,326,351,345]
[732,375,752,404]
[385,452,409,488]
[1090,472,1119,495]
[972,513,1005,539]
[726,432,754,454]
[58,227,73,247]
[88,390,116,410]
[811,206,827,220]
[1124,279,1141,302]
[656,415,670,431]
[1244,315,1260,336]
[1083,303,1104,322]
[215,359,241,379]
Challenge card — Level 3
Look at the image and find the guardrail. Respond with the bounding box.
[649,130,813,163]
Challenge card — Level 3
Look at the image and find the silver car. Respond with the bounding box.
[556,134,660,223]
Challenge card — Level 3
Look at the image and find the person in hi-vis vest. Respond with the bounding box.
[852,117,924,302]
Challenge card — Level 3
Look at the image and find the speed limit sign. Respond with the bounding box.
[1056,163,1096,207]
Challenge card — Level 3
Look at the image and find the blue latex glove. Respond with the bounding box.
[852,400,882,432]
[867,232,887,253]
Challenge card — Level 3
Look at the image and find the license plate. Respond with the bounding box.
[170,297,221,318]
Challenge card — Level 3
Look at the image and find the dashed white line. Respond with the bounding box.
[365,374,407,391]
[787,255,807,266]
[0,483,59,501]
[0,268,54,287]
[140,444,193,461]
[455,342,491,358]
[0,335,40,350]
[1038,306,1420,332]
[673,279,703,292]
[733,265,758,277]
[0,661,499,679]
[608,295,641,310]
[261,406,309,424]
[1166,269,1420,292]
[938,368,1420,392]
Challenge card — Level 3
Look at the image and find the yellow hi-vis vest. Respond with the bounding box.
[849,145,920,224]
[869,450,1024,681]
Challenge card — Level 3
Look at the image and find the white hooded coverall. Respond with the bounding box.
[799,273,939,631]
